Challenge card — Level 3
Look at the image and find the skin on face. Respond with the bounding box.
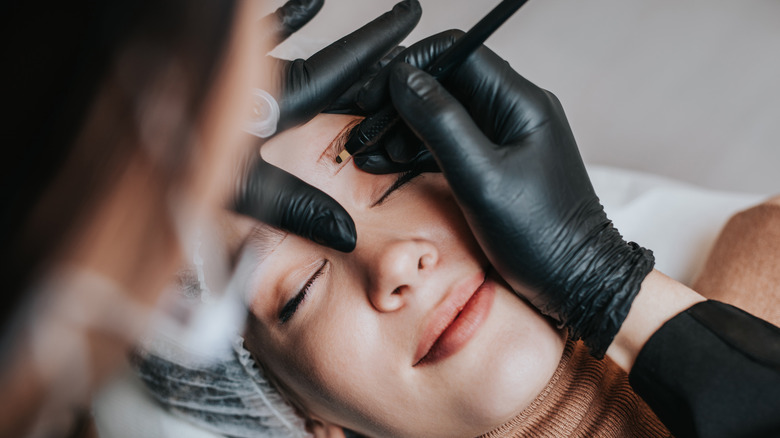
[242,114,566,438]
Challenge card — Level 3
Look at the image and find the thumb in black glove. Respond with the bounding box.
[387,43,655,357]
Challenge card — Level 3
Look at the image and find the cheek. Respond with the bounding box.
[469,290,566,419]
[263,286,395,426]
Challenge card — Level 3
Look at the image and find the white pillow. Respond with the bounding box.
[93,368,222,438]
[589,165,765,285]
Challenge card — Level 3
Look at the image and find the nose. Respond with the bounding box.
[365,238,438,312]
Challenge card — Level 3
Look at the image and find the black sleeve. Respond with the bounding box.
[628,300,780,438]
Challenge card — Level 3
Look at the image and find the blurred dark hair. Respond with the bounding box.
[0,0,237,336]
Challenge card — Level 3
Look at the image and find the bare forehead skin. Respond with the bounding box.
[259,113,361,187]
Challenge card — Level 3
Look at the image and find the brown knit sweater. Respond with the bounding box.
[479,339,671,438]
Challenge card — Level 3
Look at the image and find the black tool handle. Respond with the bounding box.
[346,0,529,155]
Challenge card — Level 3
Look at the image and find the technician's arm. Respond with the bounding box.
[385,40,780,437]
[615,273,780,438]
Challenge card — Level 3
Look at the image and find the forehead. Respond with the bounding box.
[260,113,360,184]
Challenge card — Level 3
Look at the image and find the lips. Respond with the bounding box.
[414,270,497,366]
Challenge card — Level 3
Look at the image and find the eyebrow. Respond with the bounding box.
[234,223,287,272]
[317,118,362,175]
[245,225,286,259]
[370,169,420,208]
[236,224,288,313]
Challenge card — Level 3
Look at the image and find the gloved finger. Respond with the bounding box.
[233,157,356,252]
[357,29,463,114]
[442,45,554,146]
[351,30,464,174]
[257,0,324,46]
[353,151,408,174]
[383,123,424,162]
[353,122,438,174]
[354,146,439,175]
[352,127,415,173]
[277,0,421,131]
[389,62,496,190]
[325,45,406,115]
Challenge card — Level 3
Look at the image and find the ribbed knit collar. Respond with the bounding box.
[479,339,671,438]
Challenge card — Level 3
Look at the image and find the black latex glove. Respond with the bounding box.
[233,0,421,252]
[347,31,468,174]
[266,0,421,131]
[387,33,655,357]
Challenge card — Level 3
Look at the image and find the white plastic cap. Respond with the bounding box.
[245,88,280,138]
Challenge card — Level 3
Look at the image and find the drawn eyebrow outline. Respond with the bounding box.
[317,118,362,175]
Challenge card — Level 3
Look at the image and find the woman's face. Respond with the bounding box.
[242,114,566,437]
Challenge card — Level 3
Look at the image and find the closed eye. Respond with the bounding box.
[279,260,328,324]
[371,169,422,207]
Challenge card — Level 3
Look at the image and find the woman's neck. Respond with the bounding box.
[479,339,670,438]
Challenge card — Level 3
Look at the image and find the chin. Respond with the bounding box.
[459,289,566,429]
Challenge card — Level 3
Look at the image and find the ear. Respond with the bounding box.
[305,417,348,438]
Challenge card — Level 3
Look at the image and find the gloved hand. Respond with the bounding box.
[233,0,421,252]
[347,31,466,174]
[386,32,655,357]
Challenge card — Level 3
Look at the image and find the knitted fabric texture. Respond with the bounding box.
[133,336,308,438]
[692,200,780,326]
[480,339,671,438]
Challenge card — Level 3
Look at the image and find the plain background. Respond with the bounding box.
[260,0,780,195]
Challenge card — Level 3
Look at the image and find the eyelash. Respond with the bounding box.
[373,169,422,207]
[279,260,328,324]
[276,169,419,322]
